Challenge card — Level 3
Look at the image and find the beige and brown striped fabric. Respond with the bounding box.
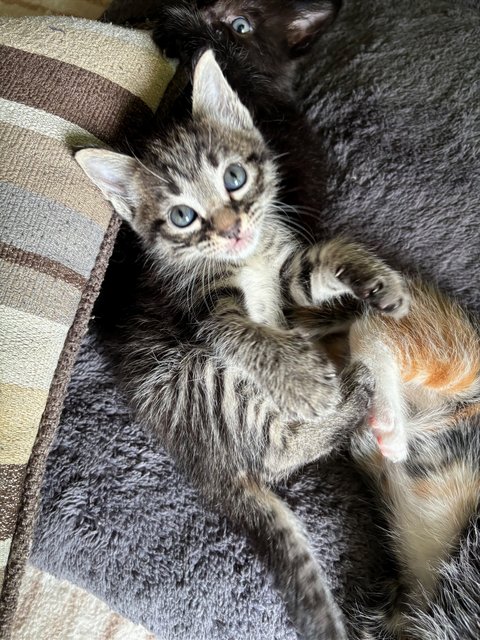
[13,563,155,640]
[0,0,108,20]
[0,16,174,636]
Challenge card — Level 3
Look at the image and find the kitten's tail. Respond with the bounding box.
[226,475,347,640]
[406,510,480,640]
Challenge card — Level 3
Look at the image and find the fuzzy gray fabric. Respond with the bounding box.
[301,0,480,313]
[32,0,480,638]
[32,330,383,639]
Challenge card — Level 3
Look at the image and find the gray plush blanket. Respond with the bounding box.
[32,0,480,638]
[300,0,480,314]
[32,330,383,639]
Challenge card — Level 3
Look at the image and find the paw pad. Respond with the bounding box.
[371,419,408,463]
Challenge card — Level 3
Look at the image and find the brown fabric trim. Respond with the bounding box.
[0,214,122,639]
[0,45,153,145]
[0,466,27,542]
[0,242,86,291]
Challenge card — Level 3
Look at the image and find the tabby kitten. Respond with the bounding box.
[76,51,409,640]
[152,3,480,637]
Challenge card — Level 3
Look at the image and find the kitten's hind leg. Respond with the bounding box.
[350,320,408,463]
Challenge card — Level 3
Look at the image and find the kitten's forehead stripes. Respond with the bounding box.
[247,152,265,164]
[145,121,270,208]
[164,178,181,196]
[207,150,219,167]
[160,161,192,183]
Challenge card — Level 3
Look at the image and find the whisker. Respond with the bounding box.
[266,203,314,245]
[125,140,169,185]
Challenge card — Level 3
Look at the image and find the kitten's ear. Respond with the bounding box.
[192,50,254,131]
[288,1,341,55]
[75,148,140,224]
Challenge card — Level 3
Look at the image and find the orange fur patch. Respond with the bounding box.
[380,282,480,398]
[422,363,478,393]
[411,465,480,524]
[445,368,479,395]
[412,477,435,498]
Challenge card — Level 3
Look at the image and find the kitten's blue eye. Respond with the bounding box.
[169,205,197,228]
[224,164,247,192]
[231,16,252,34]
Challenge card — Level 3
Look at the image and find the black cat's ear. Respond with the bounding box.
[288,1,341,55]
[192,50,254,131]
[75,148,140,224]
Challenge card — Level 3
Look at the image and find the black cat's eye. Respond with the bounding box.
[169,205,198,228]
[224,164,247,192]
[231,16,252,34]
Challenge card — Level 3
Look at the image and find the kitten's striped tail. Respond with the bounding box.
[228,476,347,640]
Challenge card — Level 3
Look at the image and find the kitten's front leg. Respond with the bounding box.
[263,362,375,480]
[285,238,410,318]
[152,2,231,64]
[198,301,341,420]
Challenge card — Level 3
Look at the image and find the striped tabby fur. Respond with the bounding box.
[76,51,410,640]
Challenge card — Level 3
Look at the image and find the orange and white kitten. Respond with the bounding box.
[344,281,480,638]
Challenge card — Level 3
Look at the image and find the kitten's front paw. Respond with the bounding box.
[273,335,340,419]
[341,362,375,425]
[152,19,184,60]
[152,5,229,64]
[336,263,410,319]
[369,407,408,462]
[152,5,206,61]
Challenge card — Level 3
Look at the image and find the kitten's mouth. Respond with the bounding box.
[225,228,256,256]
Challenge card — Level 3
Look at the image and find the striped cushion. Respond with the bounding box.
[0,1,108,19]
[0,15,173,629]
[14,563,155,640]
